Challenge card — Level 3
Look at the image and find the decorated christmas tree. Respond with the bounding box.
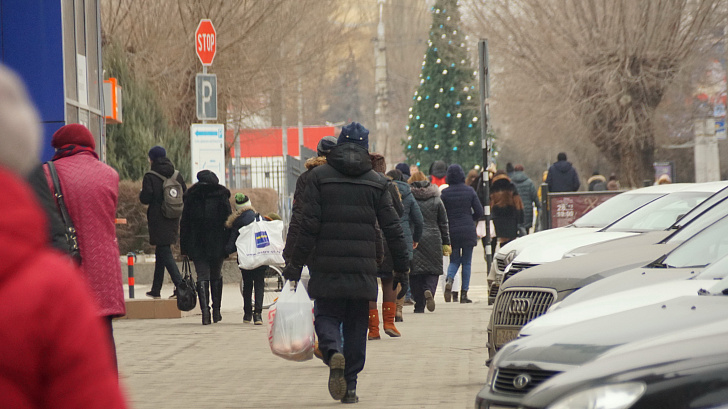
[404,0,481,172]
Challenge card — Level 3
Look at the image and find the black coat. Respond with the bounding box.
[28,164,69,253]
[410,181,450,276]
[490,174,524,239]
[393,180,424,260]
[441,167,484,248]
[179,181,231,260]
[139,158,187,246]
[546,160,580,192]
[288,143,408,300]
[283,156,327,263]
[377,181,405,274]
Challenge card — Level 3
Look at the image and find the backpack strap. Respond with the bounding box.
[147,170,168,181]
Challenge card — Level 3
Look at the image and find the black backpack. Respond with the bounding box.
[147,170,184,218]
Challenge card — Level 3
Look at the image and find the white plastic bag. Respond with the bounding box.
[476,220,486,238]
[267,281,315,361]
[236,216,285,270]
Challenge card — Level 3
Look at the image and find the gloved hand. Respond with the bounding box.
[442,244,452,256]
[392,269,410,299]
[282,263,302,282]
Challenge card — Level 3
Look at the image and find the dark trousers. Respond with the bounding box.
[103,316,118,374]
[411,274,440,312]
[315,298,369,390]
[241,266,267,314]
[193,257,224,281]
[151,245,182,294]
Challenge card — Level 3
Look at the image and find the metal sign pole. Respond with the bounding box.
[478,39,492,273]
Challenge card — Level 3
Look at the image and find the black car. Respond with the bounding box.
[517,320,728,409]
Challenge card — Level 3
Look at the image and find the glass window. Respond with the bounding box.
[605,192,712,232]
[66,104,79,123]
[663,215,728,268]
[75,0,86,56]
[85,0,100,109]
[571,193,663,228]
[62,0,77,101]
[668,197,728,243]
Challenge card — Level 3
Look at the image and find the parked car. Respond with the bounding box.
[487,193,728,360]
[515,320,728,409]
[488,182,725,302]
[476,278,728,409]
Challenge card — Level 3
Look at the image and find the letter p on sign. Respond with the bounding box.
[195,19,216,66]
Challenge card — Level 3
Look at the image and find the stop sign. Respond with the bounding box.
[195,19,216,66]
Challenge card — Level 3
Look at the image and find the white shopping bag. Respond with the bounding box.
[236,215,285,270]
[267,281,315,362]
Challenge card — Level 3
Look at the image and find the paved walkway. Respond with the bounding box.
[115,247,491,408]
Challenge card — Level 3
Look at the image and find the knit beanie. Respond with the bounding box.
[196,169,219,185]
[395,163,411,178]
[52,123,95,149]
[234,193,251,209]
[148,145,166,162]
[337,122,369,149]
[316,136,338,156]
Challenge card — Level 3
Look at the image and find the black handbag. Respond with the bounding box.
[46,161,82,265]
[177,258,197,311]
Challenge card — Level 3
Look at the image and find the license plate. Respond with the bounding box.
[489,405,517,409]
[495,329,519,347]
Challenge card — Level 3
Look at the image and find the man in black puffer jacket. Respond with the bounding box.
[283,122,408,404]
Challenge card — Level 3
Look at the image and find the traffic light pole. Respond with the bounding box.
[478,39,492,273]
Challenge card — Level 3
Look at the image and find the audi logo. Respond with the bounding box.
[513,373,531,389]
[508,298,531,315]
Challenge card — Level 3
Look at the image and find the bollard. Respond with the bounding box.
[127,252,135,299]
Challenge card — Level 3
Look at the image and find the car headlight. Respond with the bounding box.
[485,364,497,388]
[548,382,646,409]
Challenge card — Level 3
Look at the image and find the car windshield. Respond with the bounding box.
[658,214,728,268]
[604,192,712,232]
[671,186,728,228]
[666,199,728,243]
[695,254,728,280]
[572,193,662,228]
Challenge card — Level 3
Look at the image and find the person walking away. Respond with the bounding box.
[428,160,448,187]
[140,145,187,299]
[180,170,231,325]
[225,193,267,324]
[368,153,406,339]
[441,164,484,304]
[0,64,127,407]
[27,163,72,253]
[490,171,524,254]
[395,162,411,180]
[408,171,450,313]
[587,171,607,191]
[282,122,409,403]
[387,169,424,317]
[509,164,540,234]
[43,123,126,367]
[608,174,622,189]
[546,152,580,192]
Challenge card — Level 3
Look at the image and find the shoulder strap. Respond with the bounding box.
[46,161,75,229]
[147,170,167,181]
[170,170,179,181]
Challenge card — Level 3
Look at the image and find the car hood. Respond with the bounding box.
[500,243,677,294]
[564,230,673,257]
[521,277,709,337]
[497,227,598,259]
[512,231,638,264]
[495,296,728,370]
[521,321,728,408]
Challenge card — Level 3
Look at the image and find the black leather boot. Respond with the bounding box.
[341,389,359,404]
[210,278,223,323]
[460,290,472,304]
[452,291,459,302]
[198,280,211,325]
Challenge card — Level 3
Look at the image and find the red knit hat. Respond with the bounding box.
[51,123,95,149]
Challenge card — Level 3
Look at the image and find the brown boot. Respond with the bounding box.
[382,302,401,337]
[368,309,380,340]
[395,295,404,322]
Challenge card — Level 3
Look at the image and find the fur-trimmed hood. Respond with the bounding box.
[410,180,439,200]
[492,173,511,185]
[587,174,607,185]
[369,152,386,174]
[305,156,327,170]
[225,204,255,228]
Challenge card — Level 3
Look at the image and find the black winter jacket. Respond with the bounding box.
[179,179,231,260]
[288,143,408,300]
[509,171,540,229]
[490,174,524,239]
[224,205,258,256]
[283,156,327,263]
[139,158,187,246]
[28,164,69,253]
[410,181,450,276]
[376,181,405,274]
[546,160,580,192]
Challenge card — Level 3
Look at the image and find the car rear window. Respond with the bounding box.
[572,193,662,228]
[605,192,712,232]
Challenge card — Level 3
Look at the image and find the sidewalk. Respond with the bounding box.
[115,246,492,408]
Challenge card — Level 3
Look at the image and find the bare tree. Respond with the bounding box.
[468,0,726,187]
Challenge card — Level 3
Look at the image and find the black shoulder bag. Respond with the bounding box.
[46,161,82,265]
[177,257,197,311]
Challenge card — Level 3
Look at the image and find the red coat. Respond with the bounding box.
[45,151,125,317]
[0,166,127,408]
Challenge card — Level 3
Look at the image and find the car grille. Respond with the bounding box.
[493,367,561,394]
[492,289,555,326]
[496,256,508,272]
[502,262,538,284]
[489,283,499,298]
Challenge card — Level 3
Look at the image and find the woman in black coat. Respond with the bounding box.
[409,172,450,313]
[440,164,483,304]
[490,171,524,254]
[180,170,231,325]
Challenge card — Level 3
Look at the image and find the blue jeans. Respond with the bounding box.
[447,246,474,291]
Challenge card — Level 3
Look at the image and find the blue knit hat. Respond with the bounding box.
[337,122,369,149]
[395,163,411,177]
[148,145,166,162]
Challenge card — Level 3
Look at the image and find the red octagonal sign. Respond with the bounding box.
[195,19,216,66]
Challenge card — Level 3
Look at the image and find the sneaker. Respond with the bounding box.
[243,313,252,323]
[253,313,263,325]
[424,290,435,312]
[145,291,161,299]
[341,389,359,404]
[328,352,347,401]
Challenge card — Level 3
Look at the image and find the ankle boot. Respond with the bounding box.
[444,278,453,302]
[452,291,459,302]
[460,290,472,304]
[210,278,223,323]
[368,309,380,340]
[382,302,401,337]
[395,296,404,322]
[197,280,211,325]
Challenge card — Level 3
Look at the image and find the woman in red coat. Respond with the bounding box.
[44,124,126,362]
